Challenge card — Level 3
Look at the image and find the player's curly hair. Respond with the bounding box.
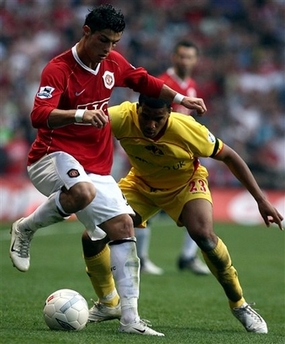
[84,4,125,33]
[139,94,172,109]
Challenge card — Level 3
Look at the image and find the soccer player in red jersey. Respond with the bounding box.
[9,5,206,336]
[135,40,210,275]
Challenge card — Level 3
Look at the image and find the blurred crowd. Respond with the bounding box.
[0,0,284,189]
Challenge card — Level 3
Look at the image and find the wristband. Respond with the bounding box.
[75,109,85,123]
[173,93,184,104]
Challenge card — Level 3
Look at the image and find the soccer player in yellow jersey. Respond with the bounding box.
[82,94,283,334]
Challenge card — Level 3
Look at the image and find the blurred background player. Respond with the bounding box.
[135,40,210,275]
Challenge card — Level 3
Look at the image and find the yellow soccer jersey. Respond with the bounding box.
[109,101,223,189]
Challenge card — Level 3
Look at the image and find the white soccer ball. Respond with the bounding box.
[43,289,89,331]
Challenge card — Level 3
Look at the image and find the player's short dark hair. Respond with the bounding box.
[138,94,172,109]
[84,4,125,33]
[173,40,199,55]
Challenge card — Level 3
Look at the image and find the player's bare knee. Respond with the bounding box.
[196,234,218,251]
[199,238,217,251]
[117,216,134,238]
[188,229,217,251]
[70,182,96,208]
[103,214,134,240]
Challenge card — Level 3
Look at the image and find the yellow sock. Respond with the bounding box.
[202,237,245,309]
[84,245,119,307]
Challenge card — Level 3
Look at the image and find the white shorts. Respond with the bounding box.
[27,152,134,240]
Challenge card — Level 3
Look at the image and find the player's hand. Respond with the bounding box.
[84,109,109,128]
[181,96,207,116]
[258,200,284,230]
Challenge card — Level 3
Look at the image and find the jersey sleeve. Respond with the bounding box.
[108,104,121,138]
[210,138,224,157]
[108,102,130,138]
[182,117,224,158]
[30,62,67,128]
[109,101,138,141]
[112,52,164,98]
[194,131,224,158]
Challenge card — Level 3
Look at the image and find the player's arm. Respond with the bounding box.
[159,84,207,116]
[31,64,108,129]
[113,54,207,116]
[213,144,284,230]
[33,103,108,130]
[47,108,109,129]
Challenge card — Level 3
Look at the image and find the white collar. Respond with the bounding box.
[72,43,100,75]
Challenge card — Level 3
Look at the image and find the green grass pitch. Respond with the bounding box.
[0,217,284,344]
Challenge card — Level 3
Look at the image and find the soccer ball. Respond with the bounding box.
[43,289,89,331]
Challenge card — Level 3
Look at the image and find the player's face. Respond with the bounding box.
[82,27,122,65]
[172,46,198,77]
[137,104,170,139]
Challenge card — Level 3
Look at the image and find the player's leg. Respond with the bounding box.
[78,174,164,336]
[181,199,244,302]
[181,198,267,333]
[10,152,95,272]
[120,174,163,275]
[82,230,121,322]
[177,230,210,275]
[135,224,164,275]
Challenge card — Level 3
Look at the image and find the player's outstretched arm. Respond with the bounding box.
[159,84,207,115]
[214,144,284,230]
[180,96,207,116]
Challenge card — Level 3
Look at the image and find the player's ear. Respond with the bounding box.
[83,25,91,36]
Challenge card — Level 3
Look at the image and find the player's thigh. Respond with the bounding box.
[27,152,91,196]
[180,198,213,236]
[77,174,135,240]
[118,176,159,226]
[179,175,213,235]
[181,199,218,250]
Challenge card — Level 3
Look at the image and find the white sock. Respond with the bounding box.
[109,240,140,324]
[181,230,199,259]
[18,191,67,233]
[135,226,150,261]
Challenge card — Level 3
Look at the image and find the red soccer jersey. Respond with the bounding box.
[158,67,197,115]
[28,45,164,175]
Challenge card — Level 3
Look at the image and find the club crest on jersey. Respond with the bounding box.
[37,86,55,99]
[67,169,80,178]
[102,71,114,89]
